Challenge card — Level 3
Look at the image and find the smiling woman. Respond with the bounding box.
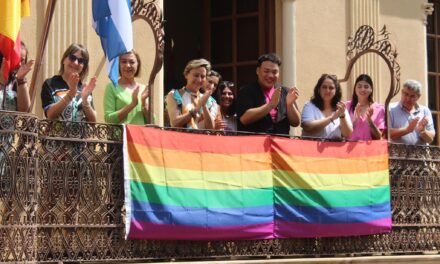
[103,49,150,125]
[41,43,97,122]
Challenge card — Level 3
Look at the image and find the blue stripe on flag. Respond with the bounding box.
[131,201,274,227]
[275,202,391,224]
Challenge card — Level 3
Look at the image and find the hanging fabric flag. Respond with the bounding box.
[123,126,392,240]
[0,0,30,82]
[92,0,133,87]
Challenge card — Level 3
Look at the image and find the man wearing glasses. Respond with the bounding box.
[389,79,436,145]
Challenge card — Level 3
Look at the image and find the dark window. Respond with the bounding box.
[204,0,275,89]
[427,0,440,145]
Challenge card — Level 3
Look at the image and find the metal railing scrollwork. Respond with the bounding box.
[1,111,440,262]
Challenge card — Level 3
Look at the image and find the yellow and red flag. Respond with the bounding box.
[0,0,30,81]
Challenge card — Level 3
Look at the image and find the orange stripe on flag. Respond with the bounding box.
[127,142,273,172]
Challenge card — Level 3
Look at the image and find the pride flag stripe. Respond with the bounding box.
[275,218,392,238]
[275,186,390,207]
[130,162,388,190]
[130,181,273,208]
[126,127,387,158]
[129,221,275,240]
[128,142,388,174]
[132,201,273,227]
[275,202,391,224]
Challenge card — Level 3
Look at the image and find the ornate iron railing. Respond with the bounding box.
[0,111,440,263]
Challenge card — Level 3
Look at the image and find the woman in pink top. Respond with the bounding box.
[346,74,385,141]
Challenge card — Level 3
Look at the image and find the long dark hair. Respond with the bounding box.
[217,81,236,116]
[310,74,341,110]
[350,74,374,113]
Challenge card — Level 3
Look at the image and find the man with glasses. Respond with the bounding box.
[389,79,436,145]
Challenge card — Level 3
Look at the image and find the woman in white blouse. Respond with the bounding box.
[301,74,352,139]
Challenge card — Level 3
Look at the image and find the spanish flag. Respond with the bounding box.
[0,0,30,81]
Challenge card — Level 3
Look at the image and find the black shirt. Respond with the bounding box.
[237,81,290,134]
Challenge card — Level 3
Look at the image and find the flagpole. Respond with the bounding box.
[27,0,57,112]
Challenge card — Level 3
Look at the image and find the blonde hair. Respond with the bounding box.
[183,58,211,77]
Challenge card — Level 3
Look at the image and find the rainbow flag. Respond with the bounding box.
[124,125,391,240]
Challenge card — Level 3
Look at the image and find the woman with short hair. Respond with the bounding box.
[166,58,214,129]
[41,43,96,122]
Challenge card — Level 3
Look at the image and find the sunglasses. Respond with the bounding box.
[68,54,86,65]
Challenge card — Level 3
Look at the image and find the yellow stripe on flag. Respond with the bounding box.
[0,0,30,40]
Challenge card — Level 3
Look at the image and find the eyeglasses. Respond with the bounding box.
[68,54,86,65]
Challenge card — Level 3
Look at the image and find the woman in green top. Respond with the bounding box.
[103,50,149,124]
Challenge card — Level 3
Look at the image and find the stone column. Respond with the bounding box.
[349,0,380,102]
[281,0,297,87]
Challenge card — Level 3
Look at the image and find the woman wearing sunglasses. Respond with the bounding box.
[103,50,149,124]
[41,43,97,122]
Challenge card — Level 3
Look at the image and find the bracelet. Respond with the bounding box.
[17,77,27,85]
[339,114,345,119]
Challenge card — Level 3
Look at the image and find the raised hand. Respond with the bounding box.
[286,87,299,105]
[407,117,420,132]
[352,103,363,123]
[131,85,140,106]
[215,118,227,130]
[81,76,97,101]
[198,90,212,109]
[416,117,428,132]
[365,107,374,123]
[16,59,35,80]
[67,72,80,97]
[268,87,281,109]
[141,86,149,103]
[336,101,346,117]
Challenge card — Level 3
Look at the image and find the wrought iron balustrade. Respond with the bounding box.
[0,111,439,263]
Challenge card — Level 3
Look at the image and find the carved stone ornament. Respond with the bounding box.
[340,25,401,138]
[130,0,165,123]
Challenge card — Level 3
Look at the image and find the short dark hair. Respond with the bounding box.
[257,53,282,67]
[310,74,342,111]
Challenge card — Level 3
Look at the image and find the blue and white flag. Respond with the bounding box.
[92,0,133,87]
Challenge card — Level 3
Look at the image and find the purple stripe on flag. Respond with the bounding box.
[275,217,392,238]
[127,220,275,240]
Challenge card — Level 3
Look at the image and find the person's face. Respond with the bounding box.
[319,78,336,102]
[355,80,372,102]
[220,87,234,109]
[401,87,420,111]
[119,53,138,79]
[20,47,27,65]
[185,67,207,92]
[256,61,279,90]
[204,75,219,93]
[63,50,85,76]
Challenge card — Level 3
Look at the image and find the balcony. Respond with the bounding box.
[0,110,440,263]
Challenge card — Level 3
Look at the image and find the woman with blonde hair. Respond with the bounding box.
[166,58,214,129]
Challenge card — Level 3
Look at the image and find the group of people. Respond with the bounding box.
[0,44,436,145]
[165,53,436,145]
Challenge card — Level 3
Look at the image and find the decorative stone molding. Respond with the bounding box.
[340,25,400,139]
[423,2,435,25]
[131,0,165,123]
